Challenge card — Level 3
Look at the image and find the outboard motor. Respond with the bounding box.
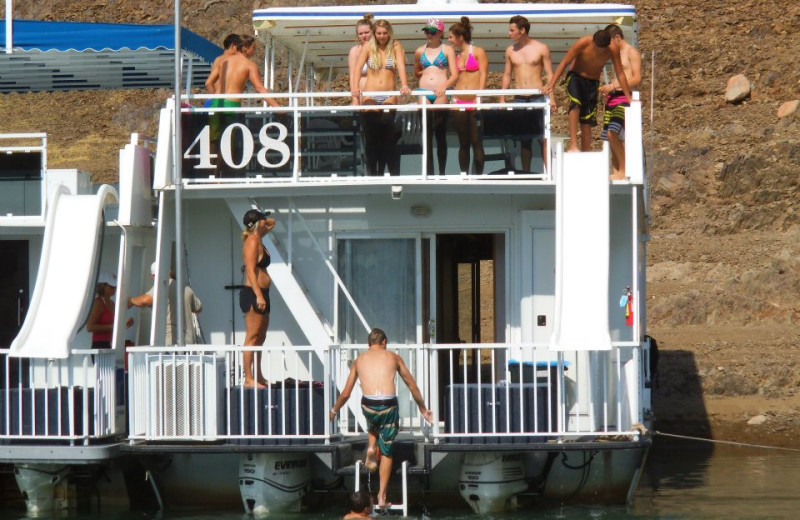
[239,453,310,515]
[14,464,71,515]
[458,453,527,513]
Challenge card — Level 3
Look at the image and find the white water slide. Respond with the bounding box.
[550,146,612,351]
[10,185,119,359]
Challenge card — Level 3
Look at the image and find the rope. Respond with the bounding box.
[655,431,800,453]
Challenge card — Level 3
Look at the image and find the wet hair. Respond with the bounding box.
[356,13,375,39]
[222,34,242,50]
[348,490,372,514]
[593,29,611,48]
[509,15,530,35]
[237,34,256,51]
[368,19,396,70]
[449,16,473,43]
[368,328,387,346]
[605,24,624,40]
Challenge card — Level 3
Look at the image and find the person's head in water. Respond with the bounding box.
[368,328,387,347]
[346,489,372,517]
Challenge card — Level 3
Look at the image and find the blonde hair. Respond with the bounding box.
[368,19,396,70]
[241,227,255,242]
[356,13,374,41]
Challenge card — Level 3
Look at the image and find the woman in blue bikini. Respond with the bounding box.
[414,18,459,175]
[352,19,410,175]
[448,16,489,174]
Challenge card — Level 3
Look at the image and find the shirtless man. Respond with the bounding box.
[204,34,242,96]
[204,34,280,108]
[600,24,642,180]
[330,328,433,509]
[543,29,631,152]
[500,15,556,173]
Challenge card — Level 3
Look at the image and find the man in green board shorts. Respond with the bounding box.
[330,328,434,509]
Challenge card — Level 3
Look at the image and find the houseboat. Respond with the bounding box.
[0,2,655,516]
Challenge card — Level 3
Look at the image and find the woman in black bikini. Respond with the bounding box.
[240,209,275,388]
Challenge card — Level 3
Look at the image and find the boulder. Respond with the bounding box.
[746,414,767,425]
[725,74,751,103]
[777,100,799,118]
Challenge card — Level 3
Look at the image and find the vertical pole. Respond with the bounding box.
[173,1,185,346]
[4,0,12,54]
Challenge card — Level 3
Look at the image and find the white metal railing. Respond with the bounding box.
[127,345,333,442]
[171,89,562,183]
[126,341,645,443]
[428,343,644,442]
[0,348,118,443]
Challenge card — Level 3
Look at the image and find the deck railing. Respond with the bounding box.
[165,90,559,184]
[163,90,643,186]
[127,346,332,442]
[126,342,645,444]
[0,349,118,443]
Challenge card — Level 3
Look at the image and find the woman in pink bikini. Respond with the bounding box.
[414,18,458,175]
[448,17,488,175]
[348,14,375,106]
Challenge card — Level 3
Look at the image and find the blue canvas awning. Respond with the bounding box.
[0,20,222,93]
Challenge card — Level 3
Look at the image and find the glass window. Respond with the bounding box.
[337,238,416,345]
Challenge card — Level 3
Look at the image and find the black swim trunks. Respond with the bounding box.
[239,286,270,315]
[511,94,545,137]
[565,71,600,126]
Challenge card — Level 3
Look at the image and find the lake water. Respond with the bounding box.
[2,438,798,519]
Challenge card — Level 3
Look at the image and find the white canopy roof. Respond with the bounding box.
[252,3,637,75]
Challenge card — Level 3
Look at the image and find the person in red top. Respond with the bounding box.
[86,272,132,349]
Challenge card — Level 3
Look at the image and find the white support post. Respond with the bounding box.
[4,0,12,54]
[625,92,643,184]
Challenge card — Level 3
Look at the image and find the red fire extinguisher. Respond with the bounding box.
[621,286,634,326]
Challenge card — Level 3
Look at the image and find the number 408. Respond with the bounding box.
[183,122,291,169]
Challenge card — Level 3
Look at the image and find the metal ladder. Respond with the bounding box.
[354,459,409,516]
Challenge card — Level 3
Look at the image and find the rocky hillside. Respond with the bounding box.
[2,0,799,445]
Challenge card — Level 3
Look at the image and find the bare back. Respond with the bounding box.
[355,349,399,396]
[219,53,267,99]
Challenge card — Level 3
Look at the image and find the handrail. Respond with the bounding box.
[287,201,371,336]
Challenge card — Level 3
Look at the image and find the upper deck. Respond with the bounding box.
[160,2,643,195]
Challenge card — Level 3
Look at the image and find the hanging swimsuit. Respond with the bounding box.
[419,47,449,102]
[366,54,397,104]
[455,44,481,110]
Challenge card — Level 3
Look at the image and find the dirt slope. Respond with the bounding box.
[2,0,799,446]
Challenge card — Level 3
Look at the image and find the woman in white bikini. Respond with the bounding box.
[352,19,410,175]
[348,14,374,106]
[414,18,459,175]
[448,17,489,175]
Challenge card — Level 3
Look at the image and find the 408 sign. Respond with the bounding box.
[183,122,291,170]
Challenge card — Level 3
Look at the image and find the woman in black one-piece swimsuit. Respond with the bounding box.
[240,209,276,388]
